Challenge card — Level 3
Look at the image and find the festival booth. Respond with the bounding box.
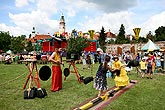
[141,39,165,73]
[141,39,160,51]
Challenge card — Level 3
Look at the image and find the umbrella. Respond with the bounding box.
[141,39,160,51]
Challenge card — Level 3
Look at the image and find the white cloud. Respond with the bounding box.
[0,0,164,38]
[79,11,134,34]
[7,10,59,36]
[83,0,137,13]
[1,0,60,36]
[15,0,29,7]
[36,0,58,16]
[140,11,165,36]
[0,23,27,36]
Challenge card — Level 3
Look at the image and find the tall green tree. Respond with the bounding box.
[155,26,165,41]
[138,37,148,43]
[10,35,26,53]
[26,41,34,52]
[0,31,11,51]
[116,24,130,44]
[66,29,89,54]
[146,31,156,41]
[98,26,106,52]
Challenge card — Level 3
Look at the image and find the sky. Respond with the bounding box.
[0,0,165,37]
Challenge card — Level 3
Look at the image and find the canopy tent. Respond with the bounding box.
[141,39,160,51]
[6,50,13,54]
[21,51,28,55]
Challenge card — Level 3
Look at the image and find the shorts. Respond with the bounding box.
[141,69,146,73]
[147,68,153,74]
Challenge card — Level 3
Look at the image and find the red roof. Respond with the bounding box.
[27,34,52,43]
[106,32,116,38]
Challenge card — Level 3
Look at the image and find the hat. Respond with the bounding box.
[96,48,103,53]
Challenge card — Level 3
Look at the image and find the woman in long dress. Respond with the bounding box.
[94,55,112,96]
[49,48,63,92]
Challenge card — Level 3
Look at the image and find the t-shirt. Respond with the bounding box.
[140,61,147,70]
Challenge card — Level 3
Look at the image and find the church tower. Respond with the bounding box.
[31,27,36,37]
[59,13,65,34]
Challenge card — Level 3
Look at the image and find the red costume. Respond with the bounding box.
[51,51,62,92]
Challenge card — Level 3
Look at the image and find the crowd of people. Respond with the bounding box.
[0,48,164,95]
[91,49,164,96]
[0,52,51,64]
[80,49,164,77]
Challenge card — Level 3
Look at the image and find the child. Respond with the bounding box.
[106,61,113,78]
[94,55,111,97]
[139,58,147,78]
[112,56,129,89]
[155,55,162,74]
[146,58,153,79]
[152,60,156,75]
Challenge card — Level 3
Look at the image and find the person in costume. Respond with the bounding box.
[49,48,63,92]
[112,56,129,89]
[94,55,112,97]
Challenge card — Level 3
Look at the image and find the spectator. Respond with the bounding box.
[124,51,133,64]
[146,58,153,79]
[82,50,87,69]
[140,58,147,78]
[86,51,92,69]
[160,53,164,70]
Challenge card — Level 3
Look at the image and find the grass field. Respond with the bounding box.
[0,61,165,110]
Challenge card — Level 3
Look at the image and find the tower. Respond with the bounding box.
[59,13,65,34]
[31,27,36,38]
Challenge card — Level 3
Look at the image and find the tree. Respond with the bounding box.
[155,26,165,41]
[10,35,26,53]
[138,37,148,43]
[66,29,89,54]
[26,41,34,52]
[98,26,107,52]
[116,24,129,44]
[0,31,11,51]
[146,31,156,41]
[107,39,115,44]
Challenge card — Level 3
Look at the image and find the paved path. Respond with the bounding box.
[74,80,139,110]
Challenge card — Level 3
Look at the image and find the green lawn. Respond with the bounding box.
[0,62,165,110]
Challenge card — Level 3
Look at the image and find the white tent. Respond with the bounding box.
[6,50,13,54]
[141,39,160,51]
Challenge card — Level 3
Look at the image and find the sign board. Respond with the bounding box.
[133,28,141,39]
